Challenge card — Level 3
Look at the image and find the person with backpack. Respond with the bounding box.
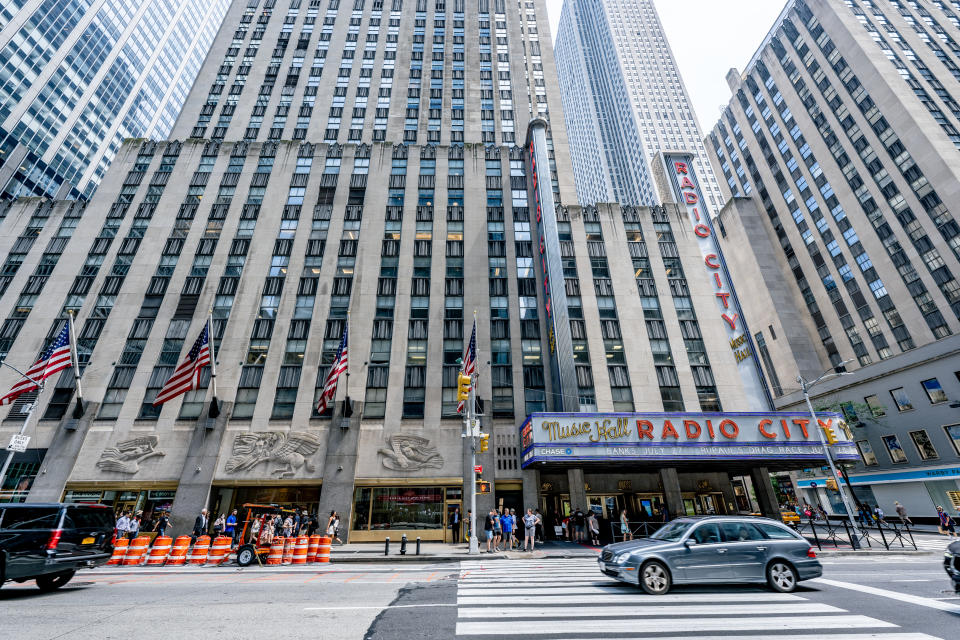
[154,511,171,537]
[938,506,957,537]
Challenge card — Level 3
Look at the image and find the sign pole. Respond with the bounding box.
[468,309,479,555]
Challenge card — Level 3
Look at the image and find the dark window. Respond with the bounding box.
[0,506,60,530]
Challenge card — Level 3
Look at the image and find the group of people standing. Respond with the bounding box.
[482,508,543,552]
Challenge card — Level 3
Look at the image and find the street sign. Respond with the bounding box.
[810,481,818,488]
[473,465,482,473]
[6,434,29,452]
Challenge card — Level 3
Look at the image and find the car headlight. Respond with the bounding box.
[612,552,631,564]
[946,551,954,558]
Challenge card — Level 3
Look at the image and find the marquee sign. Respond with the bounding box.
[520,412,859,466]
[660,153,772,411]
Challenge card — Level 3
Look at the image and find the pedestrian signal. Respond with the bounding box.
[477,480,491,494]
[457,373,472,402]
[479,433,490,453]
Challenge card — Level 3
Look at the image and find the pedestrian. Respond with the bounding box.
[484,510,495,552]
[660,504,669,522]
[250,515,261,544]
[154,511,170,537]
[534,508,544,543]
[857,504,872,528]
[938,506,957,538]
[116,511,130,540]
[873,505,885,525]
[306,512,318,536]
[466,510,472,542]
[573,508,586,543]
[127,514,140,540]
[620,509,632,541]
[192,508,209,542]
[816,505,828,522]
[509,509,519,550]
[213,513,225,537]
[894,501,911,526]
[293,510,301,536]
[282,513,294,537]
[561,515,569,540]
[587,511,600,546]
[325,510,343,544]
[492,509,503,551]
[225,509,238,544]
[499,509,513,551]
[259,517,274,545]
[522,509,539,551]
[451,507,461,544]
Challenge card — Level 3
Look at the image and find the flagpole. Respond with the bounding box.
[468,309,479,555]
[67,311,84,418]
[207,310,220,419]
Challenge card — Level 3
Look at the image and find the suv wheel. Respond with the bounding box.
[639,560,671,595]
[767,561,798,593]
[36,570,75,592]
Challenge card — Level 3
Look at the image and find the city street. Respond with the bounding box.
[1,544,957,640]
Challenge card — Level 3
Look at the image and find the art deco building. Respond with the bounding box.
[0,0,230,200]
[707,0,960,519]
[0,0,838,538]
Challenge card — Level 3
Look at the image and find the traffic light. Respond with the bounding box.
[457,373,472,402]
[825,477,838,491]
[479,433,490,453]
[822,422,838,445]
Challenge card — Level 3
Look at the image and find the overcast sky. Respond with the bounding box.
[545,0,787,131]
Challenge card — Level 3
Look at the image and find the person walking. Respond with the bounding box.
[192,508,209,542]
[116,512,130,540]
[484,510,495,552]
[873,504,886,525]
[587,511,600,546]
[522,509,539,552]
[282,513,294,537]
[620,509,632,541]
[893,502,911,526]
[451,507,461,544]
[213,514,225,537]
[225,509,238,544]
[325,510,343,544]
[154,511,170,537]
[938,506,957,537]
[127,514,140,540]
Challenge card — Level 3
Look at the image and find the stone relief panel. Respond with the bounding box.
[95,436,165,474]
[224,431,322,478]
[377,434,443,471]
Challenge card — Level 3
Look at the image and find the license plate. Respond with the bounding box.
[599,562,607,571]
[82,537,95,545]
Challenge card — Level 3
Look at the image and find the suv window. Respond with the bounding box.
[720,521,764,542]
[64,508,114,530]
[755,522,800,540]
[690,522,721,544]
[0,507,61,530]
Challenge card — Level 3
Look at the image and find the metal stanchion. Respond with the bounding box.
[400,534,407,555]
[416,537,421,555]
[384,537,390,556]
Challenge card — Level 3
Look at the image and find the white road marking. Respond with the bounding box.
[457,592,803,605]
[304,603,456,611]
[891,579,933,582]
[457,602,842,618]
[557,635,939,640]
[812,578,960,614]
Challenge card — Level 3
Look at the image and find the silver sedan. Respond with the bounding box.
[598,516,822,595]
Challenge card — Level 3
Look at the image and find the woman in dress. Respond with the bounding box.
[620,509,632,541]
[326,510,343,545]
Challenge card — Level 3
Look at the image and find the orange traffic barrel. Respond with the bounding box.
[106,537,130,566]
[122,536,151,566]
[292,536,309,564]
[207,536,232,566]
[166,536,191,566]
[266,537,285,565]
[316,536,332,563]
[282,537,294,564]
[146,536,173,566]
[187,535,211,565]
[307,535,321,562]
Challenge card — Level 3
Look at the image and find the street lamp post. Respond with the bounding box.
[797,362,861,545]
[0,361,44,494]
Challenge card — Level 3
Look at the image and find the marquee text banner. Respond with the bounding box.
[520,412,859,467]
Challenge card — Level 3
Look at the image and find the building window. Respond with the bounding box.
[944,424,960,456]
[920,378,948,405]
[889,387,913,412]
[909,430,938,460]
[856,440,878,466]
[881,434,908,464]
[863,394,885,418]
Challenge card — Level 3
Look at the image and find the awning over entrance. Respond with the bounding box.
[520,411,859,469]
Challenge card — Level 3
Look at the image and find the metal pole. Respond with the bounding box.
[800,376,861,543]
[0,362,44,493]
[468,311,479,555]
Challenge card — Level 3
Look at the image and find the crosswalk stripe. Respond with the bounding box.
[538,635,939,640]
[456,615,896,635]
[457,586,801,600]
[457,602,842,618]
[457,593,804,605]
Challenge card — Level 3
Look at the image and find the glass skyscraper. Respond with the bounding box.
[0,0,230,201]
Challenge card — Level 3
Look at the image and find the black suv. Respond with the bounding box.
[0,503,115,591]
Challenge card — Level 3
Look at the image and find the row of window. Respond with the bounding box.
[857,424,960,465]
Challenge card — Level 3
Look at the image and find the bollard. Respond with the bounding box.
[384,537,390,556]
[400,533,407,555]
[416,537,421,556]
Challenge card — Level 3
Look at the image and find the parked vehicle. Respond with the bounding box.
[598,516,822,595]
[234,503,297,567]
[0,503,115,591]
[944,539,960,594]
[750,510,801,526]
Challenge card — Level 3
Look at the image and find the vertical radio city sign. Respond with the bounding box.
[660,153,773,411]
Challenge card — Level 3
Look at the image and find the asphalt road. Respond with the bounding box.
[0,551,957,640]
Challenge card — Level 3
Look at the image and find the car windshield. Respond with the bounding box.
[649,520,692,541]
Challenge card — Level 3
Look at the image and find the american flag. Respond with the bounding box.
[0,323,73,405]
[457,319,477,414]
[316,324,348,414]
[153,323,211,406]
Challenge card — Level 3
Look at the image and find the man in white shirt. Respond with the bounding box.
[116,512,131,539]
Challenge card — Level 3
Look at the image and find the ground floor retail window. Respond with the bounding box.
[352,486,445,531]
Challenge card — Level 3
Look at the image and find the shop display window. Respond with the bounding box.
[352,486,444,530]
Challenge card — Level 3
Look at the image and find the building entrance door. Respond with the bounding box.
[696,493,726,515]
[587,495,621,519]
[446,502,462,543]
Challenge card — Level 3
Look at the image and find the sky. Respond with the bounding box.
[545,0,787,131]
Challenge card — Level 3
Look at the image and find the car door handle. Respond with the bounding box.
[716,548,728,554]
[755,546,767,551]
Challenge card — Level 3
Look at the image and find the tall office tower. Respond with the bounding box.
[554,0,725,210]
[0,0,805,534]
[707,0,960,517]
[0,1,230,201]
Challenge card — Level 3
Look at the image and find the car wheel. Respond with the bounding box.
[767,561,798,593]
[639,560,671,595]
[36,570,75,592]
[236,545,256,567]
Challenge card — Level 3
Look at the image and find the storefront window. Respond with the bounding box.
[354,487,444,530]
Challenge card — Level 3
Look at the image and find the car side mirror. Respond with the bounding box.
[684,538,696,547]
